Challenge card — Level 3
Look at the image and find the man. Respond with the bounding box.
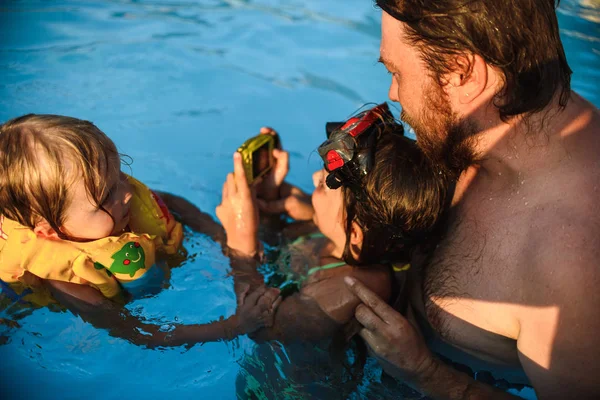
[345,0,600,399]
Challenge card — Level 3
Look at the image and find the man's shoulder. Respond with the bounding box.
[523,98,600,240]
[516,200,600,300]
[492,166,600,295]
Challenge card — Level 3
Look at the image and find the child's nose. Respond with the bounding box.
[312,170,323,188]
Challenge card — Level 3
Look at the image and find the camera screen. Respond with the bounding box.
[252,142,271,178]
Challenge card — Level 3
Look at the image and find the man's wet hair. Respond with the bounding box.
[375,0,572,122]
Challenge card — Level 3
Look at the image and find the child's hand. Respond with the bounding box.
[257,182,315,221]
[216,152,260,256]
[254,127,289,201]
[235,285,282,334]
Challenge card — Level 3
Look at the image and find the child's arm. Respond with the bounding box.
[250,128,316,236]
[225,246,392,344]
[216,151,363,343]
[257,181,314,221]
[257,181,317,240]
[45,279,280,348]
[247,266,392,343]
[154,191,226,244]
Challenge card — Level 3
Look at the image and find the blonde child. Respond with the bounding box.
[0,114,279,346]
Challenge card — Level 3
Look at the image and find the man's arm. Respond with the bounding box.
[515,217,600,399]
[407,358,520,400]
[345,277,520,400]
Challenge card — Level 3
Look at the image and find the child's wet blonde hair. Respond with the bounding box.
[0,114,121,236]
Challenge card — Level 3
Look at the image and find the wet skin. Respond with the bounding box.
[351,10,600,400]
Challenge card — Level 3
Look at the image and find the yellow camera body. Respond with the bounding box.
[237,134,275,185]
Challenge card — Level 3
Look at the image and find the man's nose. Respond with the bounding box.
[388,77,399,102]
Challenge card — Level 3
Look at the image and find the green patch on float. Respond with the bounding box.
[94,241,146,277]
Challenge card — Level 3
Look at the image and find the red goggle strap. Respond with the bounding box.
[339,103,390,138]
[321,102,391,173]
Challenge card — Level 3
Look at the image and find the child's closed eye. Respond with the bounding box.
[100,184,116,207]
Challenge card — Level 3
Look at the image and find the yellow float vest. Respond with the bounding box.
[0,175,183,300]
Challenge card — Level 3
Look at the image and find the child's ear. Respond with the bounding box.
[33,220,60,239]
[348,221,364,261]
[350,221,364,246]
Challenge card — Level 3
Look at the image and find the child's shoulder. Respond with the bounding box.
[350,264,393,300]
[300,262,392,324]
[305,261,391,292]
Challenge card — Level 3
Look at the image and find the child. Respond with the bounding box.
[0,114,184,301]
[216,102,450,342]
[0,114,280,346]
[211,103,450,398]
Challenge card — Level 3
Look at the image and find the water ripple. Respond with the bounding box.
[562,28,600,43]
[297,72,364,103]
[174,108,225,117]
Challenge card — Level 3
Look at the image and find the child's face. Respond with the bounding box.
[311,169,347,246]
[61,166,133,240]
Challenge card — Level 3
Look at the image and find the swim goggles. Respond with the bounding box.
[318,103,395,190]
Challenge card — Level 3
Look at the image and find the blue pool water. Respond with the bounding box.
[0,1,598,399]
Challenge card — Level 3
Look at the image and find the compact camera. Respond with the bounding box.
[237,134,275,185]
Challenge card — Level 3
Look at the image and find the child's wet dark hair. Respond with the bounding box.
[341,122,450,266]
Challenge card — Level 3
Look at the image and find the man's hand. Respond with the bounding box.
[216,152,260,256]
[345,276,521,399]
[344,276,435,382]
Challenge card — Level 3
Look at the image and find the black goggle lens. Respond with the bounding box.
[325,122,345,139]
[325,173,343,190]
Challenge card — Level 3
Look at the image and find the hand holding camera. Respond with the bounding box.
[249,127,314,221]
[217,128,315,253]
[256,183,314,222]
[251,127,289,201]
[215,152,260,257]
[236,128,278,187]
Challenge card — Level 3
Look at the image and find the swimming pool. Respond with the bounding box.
[0,0,598,399]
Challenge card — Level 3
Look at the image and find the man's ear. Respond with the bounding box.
[33,220,60,239]
[446,53,488,105]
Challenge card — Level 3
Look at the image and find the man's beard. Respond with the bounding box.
[400,82,480,180]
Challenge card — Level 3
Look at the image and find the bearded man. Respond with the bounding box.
[346,1,600,398]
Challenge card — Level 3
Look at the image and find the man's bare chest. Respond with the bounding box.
[417,206,527,365]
